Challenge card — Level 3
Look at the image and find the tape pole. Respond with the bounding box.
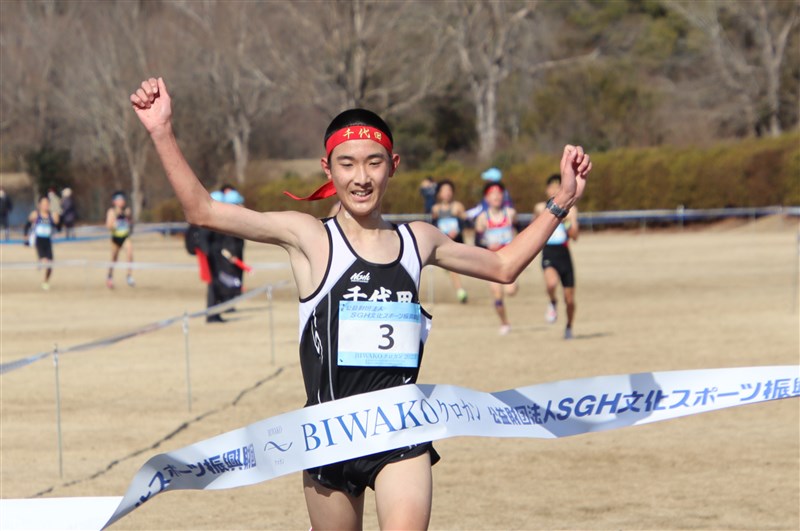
[182,311,192,413]
[53,344,64,479]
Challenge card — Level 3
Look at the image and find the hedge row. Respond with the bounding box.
[153,133,799,220]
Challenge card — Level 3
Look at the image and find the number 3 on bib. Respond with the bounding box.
[338,301,421,368]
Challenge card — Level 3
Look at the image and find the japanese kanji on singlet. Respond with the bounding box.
[298,217,432,407]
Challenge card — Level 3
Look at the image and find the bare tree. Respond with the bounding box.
[446,0,601,162]
[276,0,450,118]
[0,1,76,169]
[168,0,283,185]
[666,0,800,136]
[446,1,536,162]
[58,2,164,220]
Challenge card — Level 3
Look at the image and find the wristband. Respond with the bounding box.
[545,197,569,220]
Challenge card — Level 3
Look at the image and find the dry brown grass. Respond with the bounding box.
[1,217,798,529]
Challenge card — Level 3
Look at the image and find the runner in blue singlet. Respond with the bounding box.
[27,196,59,290]
[431,180,468,303]
[534,174,579,339]
[105,191,135,289]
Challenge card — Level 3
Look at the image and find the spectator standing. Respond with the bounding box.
[0,187,13,240]
[419,176,437,214]
[47,187,62,220]
[60,188,78,239]
[220,185,247,304]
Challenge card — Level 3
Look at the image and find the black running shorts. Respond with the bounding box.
[541,245,574,288]
[35,237,53,260]
[306,443,440,497]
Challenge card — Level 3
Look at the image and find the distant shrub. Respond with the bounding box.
[154,133,799,220]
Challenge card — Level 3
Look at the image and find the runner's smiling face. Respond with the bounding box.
[437,183,454,203]
[322,139,399,217]
[485,186,504,209]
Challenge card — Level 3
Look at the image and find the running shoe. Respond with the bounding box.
[456,288,468,304]
[106,277,114,289]
[564,327,573,340]
[126,275,136,287]
[41,282,50,291]
[499,324,511,336]
[545,302,557,324]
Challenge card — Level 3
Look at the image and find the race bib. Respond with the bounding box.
[338,301,421,368]
[34,221,52,238]
[436,217,459,236]
[114,219,130,238]
[483,225,513,249]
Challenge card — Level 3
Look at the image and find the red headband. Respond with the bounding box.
[484,184,503,197]
[325,125,393,159]
[284,125,393,201]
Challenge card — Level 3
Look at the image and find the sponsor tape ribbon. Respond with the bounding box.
[6,365,796,529]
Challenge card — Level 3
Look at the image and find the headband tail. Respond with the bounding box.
[283,181,337,201]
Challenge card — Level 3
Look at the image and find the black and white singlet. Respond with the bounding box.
[298,218,432,407]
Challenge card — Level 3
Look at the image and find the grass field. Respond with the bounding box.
[1,216,798,530]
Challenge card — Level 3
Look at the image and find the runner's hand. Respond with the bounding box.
[130,77,172,136]
[557,145,592,209]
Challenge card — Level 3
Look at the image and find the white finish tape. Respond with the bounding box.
[2,366,796,530]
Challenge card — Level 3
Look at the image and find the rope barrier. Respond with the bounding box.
[0,207,796,246]
[1,260,289,271]
[0,281,290,375]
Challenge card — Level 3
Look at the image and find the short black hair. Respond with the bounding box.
[546,174,561,186]
[324,108,393,146]
[436,179,455,195]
